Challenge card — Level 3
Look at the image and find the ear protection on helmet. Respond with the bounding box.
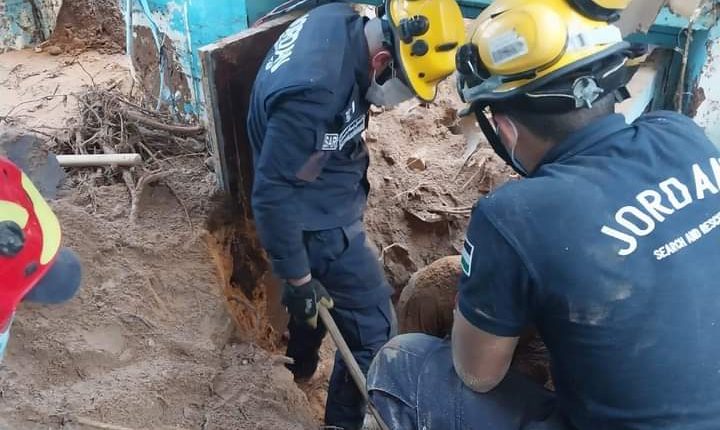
[383,0,465,102]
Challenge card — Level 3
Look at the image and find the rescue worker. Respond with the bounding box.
[367,0,720,428]
[246,0,464,428]
[0,155,82,361]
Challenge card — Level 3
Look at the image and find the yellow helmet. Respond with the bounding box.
[384,0,465,102]
[456,0,634,110]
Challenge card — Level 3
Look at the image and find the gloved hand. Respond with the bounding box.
[282,278,334,328]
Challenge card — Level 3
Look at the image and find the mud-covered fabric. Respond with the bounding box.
[248,3,371,280]
[367,333,563,430]
[458,112,720,429]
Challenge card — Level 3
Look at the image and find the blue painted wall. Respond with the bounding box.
[0,0,60,51]
[128,0,249,117]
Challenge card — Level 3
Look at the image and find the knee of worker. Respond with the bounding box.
[23,247,82,304]
[367,333,445,406]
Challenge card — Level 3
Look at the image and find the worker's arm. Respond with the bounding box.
[251,88,335,283]
[451,205,533,393]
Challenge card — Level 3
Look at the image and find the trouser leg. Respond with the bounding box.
[367,333,566,430]
[285,316,327,381]
[324,301,393,430]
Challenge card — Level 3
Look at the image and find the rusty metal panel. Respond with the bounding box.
[199,14,298,214]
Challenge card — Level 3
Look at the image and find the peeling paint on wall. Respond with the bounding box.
[0,0,62,51]
[127,0,248,119]
[692,23,720,148]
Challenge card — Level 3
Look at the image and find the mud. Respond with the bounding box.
[48,0,125,54]
[397,255,461,337]
[366,79,513,296]
[0,49,316,429]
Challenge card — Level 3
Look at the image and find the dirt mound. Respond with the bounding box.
[0,152,314,429]
[365,79,513,296]
[398,255,461,337]
[48,0,125,54]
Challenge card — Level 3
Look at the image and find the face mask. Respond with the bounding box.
[365,67,415,108]
[502,118,529,176]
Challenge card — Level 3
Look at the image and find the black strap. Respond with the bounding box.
[474,106,527,177]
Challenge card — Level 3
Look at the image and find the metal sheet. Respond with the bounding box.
[199,13,298,204]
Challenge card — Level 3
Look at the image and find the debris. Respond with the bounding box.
[427,205,472,215]
[406,156,427,171]
[123,110,205,136]
[403,207,444,224]
[47,46,63,56]
[459,114,483,167]
[380,149,396,165]
[378,243,404,263]
[204,156,216,171]
[56,153,142,167]
[128,170,175,223]
[73,417,138,430]
[272,355,294,366]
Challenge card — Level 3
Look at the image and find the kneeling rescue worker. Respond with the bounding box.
[247,0,464,428]
[367,0,720,429]
[0,156,82,361]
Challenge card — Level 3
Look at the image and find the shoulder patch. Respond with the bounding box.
[322,134,339,151]
[461,238,474,277]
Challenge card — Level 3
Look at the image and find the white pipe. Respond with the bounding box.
[56,154,142,167]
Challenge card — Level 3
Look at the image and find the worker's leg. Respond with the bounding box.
[367,333,566,430]
[285,317,327,381]
[325,300,393,429]
[304,221,393,429]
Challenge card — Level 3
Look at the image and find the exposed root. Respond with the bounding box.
[129,170,174,222]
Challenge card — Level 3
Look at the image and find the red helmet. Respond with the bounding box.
[0,156,62,329]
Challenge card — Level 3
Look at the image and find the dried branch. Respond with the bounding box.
[124,109,204,136]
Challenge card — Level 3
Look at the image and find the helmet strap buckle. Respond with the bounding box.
[572,76,604,108]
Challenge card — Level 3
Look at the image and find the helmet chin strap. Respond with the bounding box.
[473,106,529,177]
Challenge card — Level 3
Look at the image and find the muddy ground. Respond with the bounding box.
[0,46,511,429]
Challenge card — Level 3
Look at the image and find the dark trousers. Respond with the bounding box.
[287,222,394,429]
[367,334,569,430]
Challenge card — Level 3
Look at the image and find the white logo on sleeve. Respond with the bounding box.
[601,157,720,258]
[461,238,475,277]
[322,134,339,151]
[265,14,309,74]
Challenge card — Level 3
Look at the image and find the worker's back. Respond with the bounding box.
[478,111,720,429]
[247,3,371,232]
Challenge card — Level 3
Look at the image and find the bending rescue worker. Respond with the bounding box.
[368,0,720,429]
[0,156,82,361]
[246,1,464,428]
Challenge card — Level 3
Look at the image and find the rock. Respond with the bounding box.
[204,156,215,171]
[397,256,461,337]
[406,156,426,171]
[47,46,63,56]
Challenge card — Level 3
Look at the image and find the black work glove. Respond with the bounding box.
[282,278,334,329]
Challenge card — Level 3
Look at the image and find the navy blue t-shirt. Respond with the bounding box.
[247,4,371,281]
[458,112,720,429]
